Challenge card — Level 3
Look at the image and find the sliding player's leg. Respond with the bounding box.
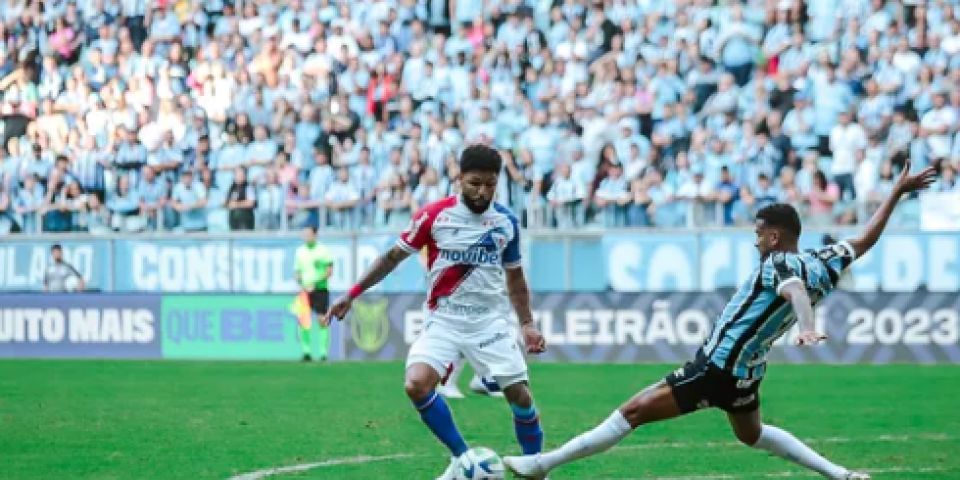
[504,355,717,479]
[728,409,870,479]
[505,381,682,478]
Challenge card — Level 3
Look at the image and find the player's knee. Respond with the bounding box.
[503,383,532,407]
[734,425,761,446]
[619,394,652,426]
[403,375,433,401]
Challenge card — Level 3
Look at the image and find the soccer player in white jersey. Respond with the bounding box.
[504,163,936,479]
[325,145,547,479]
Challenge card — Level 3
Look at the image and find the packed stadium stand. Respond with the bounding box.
[0,0,958,234]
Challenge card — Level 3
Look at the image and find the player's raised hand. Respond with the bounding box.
[893,161,938,195]
[322,295,353,327]
[796,331,827,346]
[522,324,546,354]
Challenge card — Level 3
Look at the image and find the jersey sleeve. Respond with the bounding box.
[761,252,802,295]
[502,212,521,269]
[397,208,435,253]
[815,241,857,285]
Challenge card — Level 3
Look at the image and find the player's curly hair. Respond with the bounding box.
[757,203,802,240]
[460,144,502,174]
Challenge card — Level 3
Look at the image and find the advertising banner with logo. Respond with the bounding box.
[0,240,110,291]
[344,292,960,364]
[159,294,344,360]
[602,232,960,292]
[0,293,162,358]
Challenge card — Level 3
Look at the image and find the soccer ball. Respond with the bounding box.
[457,447,505,479]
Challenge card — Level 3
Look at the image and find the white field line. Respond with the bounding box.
[641,466,949,480]
[227,433,956,479]
[615,432,954,451]
[227,453,414,480]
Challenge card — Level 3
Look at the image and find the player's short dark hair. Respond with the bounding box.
[459,144,502,174]
[51,244,62,252]
[756,203,801,239]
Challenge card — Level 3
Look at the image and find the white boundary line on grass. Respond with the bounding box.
[227,453,414,480]
[226,433,955,479]
[645,466,948,480]
[615,432,954,451]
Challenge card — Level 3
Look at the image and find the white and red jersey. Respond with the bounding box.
[396,195,522,331]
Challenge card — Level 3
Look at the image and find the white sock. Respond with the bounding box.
[752,424,848,479]
[539,410,633,471]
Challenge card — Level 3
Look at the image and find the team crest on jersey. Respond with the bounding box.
[350,299,390,353]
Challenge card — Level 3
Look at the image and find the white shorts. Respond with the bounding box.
[406,317,529,388]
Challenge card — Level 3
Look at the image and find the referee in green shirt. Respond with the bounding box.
[294,226,334,361]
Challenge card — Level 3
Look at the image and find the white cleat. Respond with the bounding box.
[469,375,505,398]
[503,454,549,480]
[438,384,465,399]
[436,456,461,480]
[842,472,871,480]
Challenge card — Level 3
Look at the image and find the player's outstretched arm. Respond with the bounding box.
[846,161,937,259]
[779,281,825,346]
[322,245,411,326]
[505,266,546,354]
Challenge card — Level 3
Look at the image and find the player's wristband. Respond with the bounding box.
[348,284,364,299]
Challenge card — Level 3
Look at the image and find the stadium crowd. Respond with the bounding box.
[0,0,959,234]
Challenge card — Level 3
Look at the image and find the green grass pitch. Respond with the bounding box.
[2,360,958,479]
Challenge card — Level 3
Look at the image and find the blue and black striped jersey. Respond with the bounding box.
[701,241,857,378]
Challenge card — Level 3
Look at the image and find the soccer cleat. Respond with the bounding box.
[438,384,466,399]
[301,354,312,362]
[503,454,548,480]
[842,472,870,480]
[469,375,505,398]
[436,456,461,480]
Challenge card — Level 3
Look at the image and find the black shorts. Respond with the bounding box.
[308,289,330,315]
[665,351,762,414]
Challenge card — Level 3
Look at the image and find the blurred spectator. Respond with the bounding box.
[256,169,284,231]
[807,170,840,226]
[14,174,44,233]
[107,175,142,231]
[227,167,256,231]
[0,178,12,233]
[546,162,585,228]
[171,169,207,232]
[377,173,411,228]
[829,111,867,202]
[138,166,168,231]
[324,166,360,229]
[594,163,630,227]
[716,166,740,226]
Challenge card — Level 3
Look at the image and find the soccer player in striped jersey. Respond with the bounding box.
[505,163,937,480]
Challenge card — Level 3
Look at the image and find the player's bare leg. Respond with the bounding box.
[727,409,870,479]
[405,363,469,480]
[502,381,544,455]
[504,381,683,479]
